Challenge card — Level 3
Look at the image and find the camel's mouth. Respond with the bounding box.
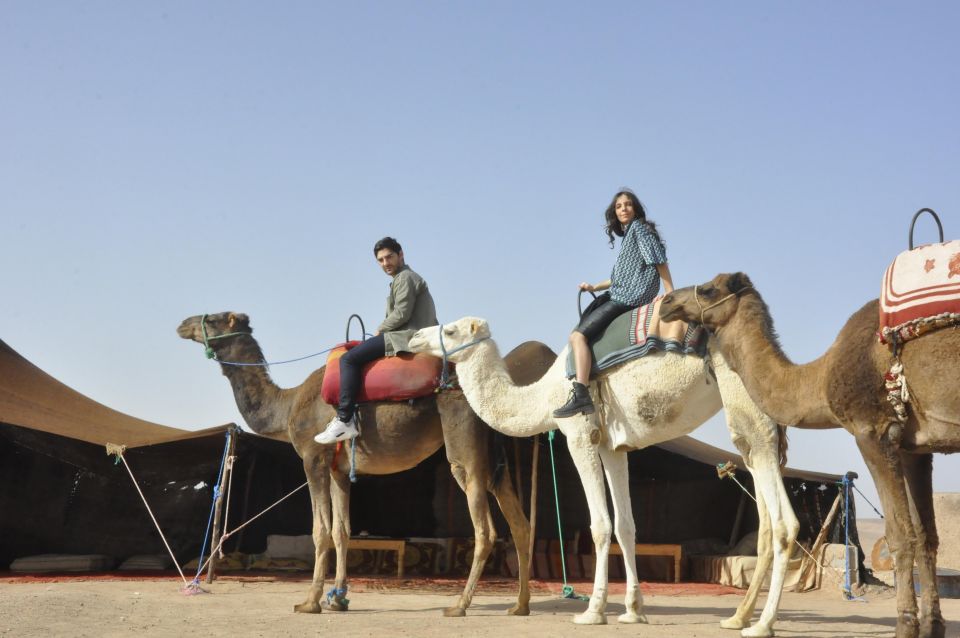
[406,330,433,355]
[176,318,199,341]
[659,302,683,323]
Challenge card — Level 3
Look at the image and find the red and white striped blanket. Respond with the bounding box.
[879,239,960,344]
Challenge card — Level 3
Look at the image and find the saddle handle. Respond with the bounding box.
[909,208,944,250]
[578,289,597,318]
[345,314,367,342]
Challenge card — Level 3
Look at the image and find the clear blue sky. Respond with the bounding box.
[3,2,958,516]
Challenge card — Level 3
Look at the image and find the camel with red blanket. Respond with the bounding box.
[178,311,553,617]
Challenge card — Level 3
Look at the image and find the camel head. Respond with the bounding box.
[660,272,756,330]
[177,312,252,358]
[408,317,491,361]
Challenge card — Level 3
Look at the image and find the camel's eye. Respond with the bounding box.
[443,326,456,336]
[700,286,718,299]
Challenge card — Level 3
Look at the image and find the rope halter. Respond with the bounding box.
[437,323,490,388]
[200,314,249,359]
[693,285,753,326]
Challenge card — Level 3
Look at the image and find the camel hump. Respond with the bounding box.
[504,341,556,386]
[319,342,445,405]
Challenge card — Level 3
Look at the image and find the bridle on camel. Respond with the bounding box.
[693,285,753,326]
[201,314,249,360]
[437,324,490,388]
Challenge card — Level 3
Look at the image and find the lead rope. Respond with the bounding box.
[547,430,589,601]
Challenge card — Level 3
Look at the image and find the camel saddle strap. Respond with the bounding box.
[320,341,446,405]
[565,296,708,378]
[879,239,960,345]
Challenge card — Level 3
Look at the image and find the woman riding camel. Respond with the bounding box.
[554,188,674,418]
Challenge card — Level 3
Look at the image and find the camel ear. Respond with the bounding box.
[228,313,249,330]
[469,320,479,336]
[728,272,753,294]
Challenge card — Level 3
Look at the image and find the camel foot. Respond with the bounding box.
[573,610,607,625]
[740,624,774,638]
[506,604,530,616]
[324,599,349,612]
[617,611,647,624]
[920,617,946,638]
[896,612,920,638]
[720,616,749,630]
[293,601,322,614]
[443,606,466,618]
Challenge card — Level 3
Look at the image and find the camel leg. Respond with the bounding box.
[855,430,920,638]
[294,455,333,613]
[443,461,497,617]
[720,427,798,637]
[325,466,352,611]
[489,463,532,616]
[736,458,797,638]
[560,419,611,625]
[901,452,946,638]
[722,487,771,632]
[598,446,646,624]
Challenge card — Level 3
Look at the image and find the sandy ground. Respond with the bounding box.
[1,577,958,638]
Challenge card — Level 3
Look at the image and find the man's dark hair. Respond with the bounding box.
[373,237,403,255]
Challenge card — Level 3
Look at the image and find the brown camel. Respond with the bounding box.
[660,273,960,638]
[177,312,555,616]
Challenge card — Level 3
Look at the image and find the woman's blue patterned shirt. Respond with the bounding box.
[608,220,667,306]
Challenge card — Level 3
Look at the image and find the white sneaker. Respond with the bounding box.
[314,415,359,445]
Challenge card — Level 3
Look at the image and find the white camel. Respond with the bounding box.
[408,317,800,637]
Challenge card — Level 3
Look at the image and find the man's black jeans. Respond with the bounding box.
[337,333,386,420]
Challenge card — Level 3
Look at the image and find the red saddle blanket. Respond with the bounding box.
[879,239,960,343]
[320,341,445,405]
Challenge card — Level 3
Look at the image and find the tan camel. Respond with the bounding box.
[660,272,960,638]
[408,318,798,637]
[178,312,555,617]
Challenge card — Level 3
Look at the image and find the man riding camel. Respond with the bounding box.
[315,237,438,444]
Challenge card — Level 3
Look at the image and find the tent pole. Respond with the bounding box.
[527,434,540,576]
[207,426,237,584]
[728,491,748,547]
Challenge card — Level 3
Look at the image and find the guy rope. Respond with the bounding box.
[106,443,192,592]
[107,433,309,595]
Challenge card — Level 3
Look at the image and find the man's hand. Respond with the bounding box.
[578,282,595,292]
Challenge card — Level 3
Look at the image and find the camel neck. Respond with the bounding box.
[715,297,834,428]
[455,340,565,437]
[216,337,291,437]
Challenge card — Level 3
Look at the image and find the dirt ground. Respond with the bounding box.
[2,575,958,638]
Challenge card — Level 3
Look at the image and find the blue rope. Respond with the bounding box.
[192,429,232,585]
[326,585,349,608]
[216,347,335,367]
[349,437,358,484]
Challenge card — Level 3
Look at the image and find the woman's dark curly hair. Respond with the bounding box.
[604,190,663,248]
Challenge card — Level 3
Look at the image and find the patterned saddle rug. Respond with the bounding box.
[320,341,446,406]
[565,296,707,379]
[878,238,960,345]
